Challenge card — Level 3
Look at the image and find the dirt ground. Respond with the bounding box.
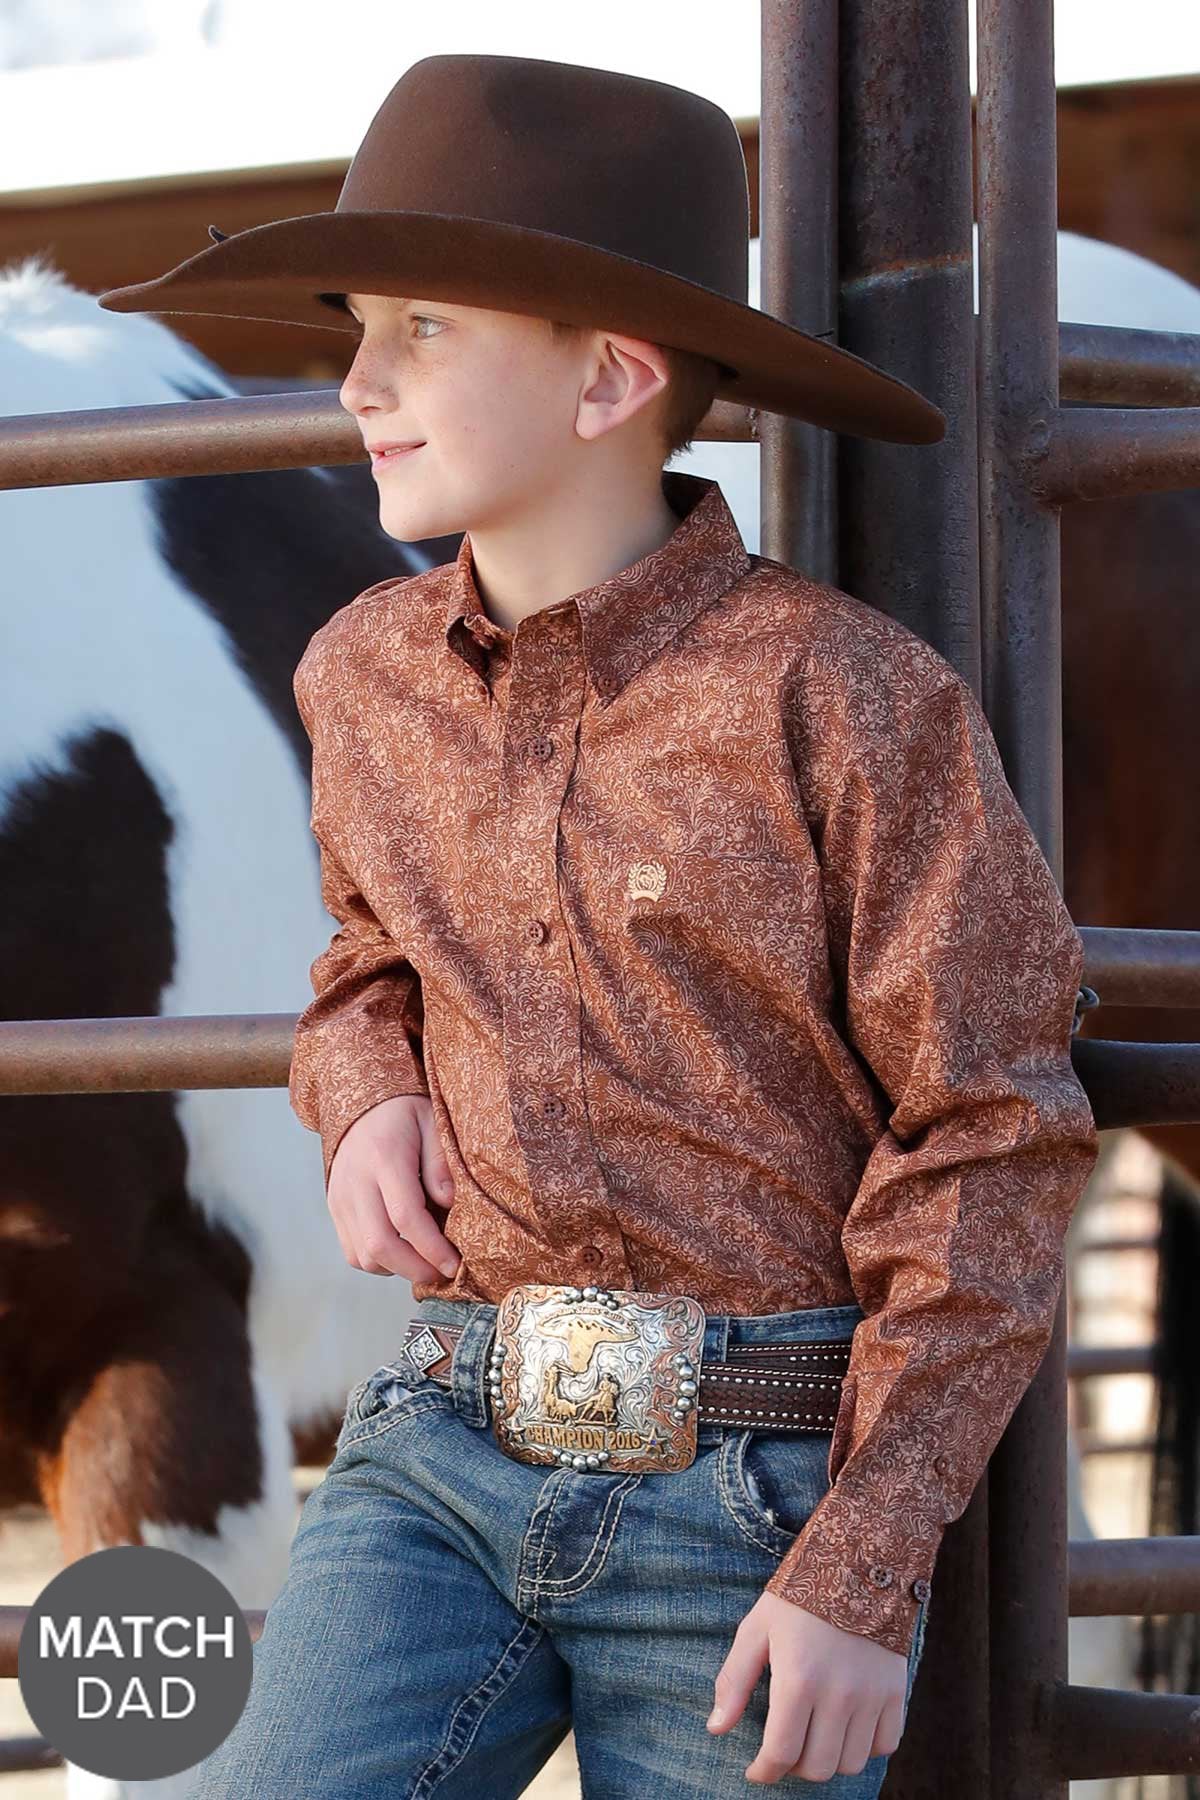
[0,1130,1173,1798]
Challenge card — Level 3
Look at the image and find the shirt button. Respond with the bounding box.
[867,1566,894,1589]
[530,734,555,761]
[911,1579,931,1602]
[580,1245,603,1266]
[526,919,548,944]
[933,1454,950,1477]
[542,1095,566,1119]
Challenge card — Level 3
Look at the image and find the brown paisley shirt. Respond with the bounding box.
[288,468,1099,1658]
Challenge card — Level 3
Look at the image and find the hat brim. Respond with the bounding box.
[96,210,945,445]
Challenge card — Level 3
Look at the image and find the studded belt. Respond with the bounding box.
[398,1282,853,1476]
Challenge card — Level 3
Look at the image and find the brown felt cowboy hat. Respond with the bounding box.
[96,52,945,445]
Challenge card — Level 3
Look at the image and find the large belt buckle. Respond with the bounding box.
[490,1282,706,1474]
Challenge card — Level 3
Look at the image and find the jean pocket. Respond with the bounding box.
[334,1361,441,1454]
[717,1428,834,1555]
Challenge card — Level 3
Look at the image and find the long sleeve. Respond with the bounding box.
[288,628,430,1190]
[765,670,1099,1656]
[288,828,430,1189]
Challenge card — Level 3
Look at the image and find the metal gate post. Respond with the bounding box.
[837,2,991,1790]
[760,0,840,582]
[764,0,990,1792]
[761,0,1078,1792]
[976,1,1072,1796]
[837,0,983,686]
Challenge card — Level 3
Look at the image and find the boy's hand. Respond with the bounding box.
[326,1095,462,1283]
[708,1592,909,1785]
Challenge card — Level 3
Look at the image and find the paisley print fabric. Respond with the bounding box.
[287,469,1099,1657]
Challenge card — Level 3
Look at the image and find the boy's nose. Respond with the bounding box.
[339,360,390,419]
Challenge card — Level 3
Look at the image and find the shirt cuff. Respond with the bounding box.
[762,1504,938,1659]
[315,1075,432,1190]
[287,966,431,1188]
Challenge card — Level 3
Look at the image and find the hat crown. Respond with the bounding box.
[336,53,751,305]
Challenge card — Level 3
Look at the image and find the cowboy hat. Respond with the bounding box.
[96,52,945,445]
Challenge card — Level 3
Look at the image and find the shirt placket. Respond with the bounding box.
[496,602,630,1289]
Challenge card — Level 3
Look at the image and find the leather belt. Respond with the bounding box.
[398,1283,852,1477]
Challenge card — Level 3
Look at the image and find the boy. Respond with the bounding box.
[99,53,1099,1795]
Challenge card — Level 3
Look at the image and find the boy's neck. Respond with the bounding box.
[465,469,684,637]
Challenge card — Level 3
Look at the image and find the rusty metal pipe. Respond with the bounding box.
[800,1,988,1791]
[1,321,1193,498]
[837,0,982,686]
[975,0,1070,1791]
[1069,1536,1200,1616]
[0,1014,295,1093]
[1058,321,1200,408]
[1027,405,1200,502]
[1,1018,1196,1133]
[1069,1037,1200,1128]
[1080,925,1200,1009]
[0,391,754,491]
[759,0,839,581]
[1046,1683,1200,1780]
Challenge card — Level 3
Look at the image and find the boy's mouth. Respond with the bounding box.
[370,442,425,468]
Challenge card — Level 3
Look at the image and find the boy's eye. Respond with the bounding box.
[347,313,443,339]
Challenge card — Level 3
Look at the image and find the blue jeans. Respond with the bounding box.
[191,1296,931,1797]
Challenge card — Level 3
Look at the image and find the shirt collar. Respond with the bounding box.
[442,471,752,705]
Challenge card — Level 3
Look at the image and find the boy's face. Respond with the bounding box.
[339,292,666,544]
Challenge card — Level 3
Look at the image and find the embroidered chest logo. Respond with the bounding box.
[626,860,667,903]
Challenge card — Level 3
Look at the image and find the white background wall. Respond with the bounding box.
[0,0,1196,197]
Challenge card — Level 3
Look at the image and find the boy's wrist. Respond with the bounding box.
[763,1530,935,1661]
[316,1079,432,1189]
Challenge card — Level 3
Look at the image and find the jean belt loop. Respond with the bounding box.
[452,1302,498,1429]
